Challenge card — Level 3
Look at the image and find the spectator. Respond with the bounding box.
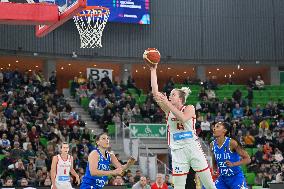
[35,153,47,170]
[134,170,142,182]
[151,173,168,189]
[254,173,263,186]
[3,177,13,186]
[43,176,52,186]
[164,175,172,186]
[232,104,243,119]
[255,75,265,90]
[20,178,29,187]
[132,176,150,189]
[243,131,255,147]
[246,87,253,107]
[112,175,124,186]
[247,77,255,89]
[0,133,11,153]
[232,89,242,104]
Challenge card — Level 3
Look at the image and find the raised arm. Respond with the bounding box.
[150,65,169,114]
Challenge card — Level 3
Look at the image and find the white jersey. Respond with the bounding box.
[166,105,198,149]
[55,154,72,183]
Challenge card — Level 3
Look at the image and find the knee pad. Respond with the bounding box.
[173,175,187,189]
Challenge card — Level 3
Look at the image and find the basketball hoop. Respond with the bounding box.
[73,6,110,48]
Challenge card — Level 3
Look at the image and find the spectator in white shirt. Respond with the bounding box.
[255,75,265,90]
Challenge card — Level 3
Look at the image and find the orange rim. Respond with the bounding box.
[76,6,109,17]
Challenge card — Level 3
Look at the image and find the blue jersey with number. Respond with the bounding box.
[81,148,111,188]
[213,137,242,176]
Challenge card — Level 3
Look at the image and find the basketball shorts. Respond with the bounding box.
[52,181,73,189]
[171,139,209,175]
[215,172,248,189]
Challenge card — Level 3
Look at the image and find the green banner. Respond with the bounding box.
[129,123,167,138]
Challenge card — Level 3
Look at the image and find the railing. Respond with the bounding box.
[122,122,172,176]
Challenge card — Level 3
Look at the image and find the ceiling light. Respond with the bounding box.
[61,67,64,70]
[209,72,211,74]
[16,60,19,63]
[8,64,10,67]
[93,64,97,67]
[184,72,187,74]
[217,68,219,71]
[233,72,235,75]
[35,66,38,68]
[29,69,32,72]
[167,67,171,70]
[241,68,244,71]
[237,65,240,69]
[68,64,71,66]
[177,74,179,77]
[143,66,146,69]
[225,75,227,77]
[135,70,138,73]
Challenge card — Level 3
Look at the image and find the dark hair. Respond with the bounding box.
[95,132,108,142]
[216,122,243,148]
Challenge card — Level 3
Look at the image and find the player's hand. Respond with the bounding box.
[127,156,136,166]
[75,175,80,185]
[52,185,57,189]
[225,160,234,167]
[155,92,168,103]
[113,167,123,175]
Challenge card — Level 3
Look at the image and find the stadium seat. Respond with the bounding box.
[252,148,258,156]
[241,164,247,173]
[252,186,262,189]
[80,97,90,111]
[40,137,48,148]
[245,172,256,185]
[0,154,6,161]
[107,124,116,137]
[245,148,253,157]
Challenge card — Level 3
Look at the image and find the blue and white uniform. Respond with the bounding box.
[80,148,111,189]
[213,137,247,189]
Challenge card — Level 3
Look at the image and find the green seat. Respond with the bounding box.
[241,164,247,173]
[0,154,6,161]
[252,148,258,156]
[107,124,116,137]
[80,97,90,111]
[245,148,253,157]
[245,172,256,185]
[40,137,48,148]
[252,186,262,189]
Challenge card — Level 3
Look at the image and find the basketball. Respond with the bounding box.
[143,48,161,66]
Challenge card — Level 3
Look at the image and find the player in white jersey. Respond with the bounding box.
[50,142,80,189]
[150,64,216,189]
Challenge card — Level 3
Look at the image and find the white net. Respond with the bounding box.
[73,7,110,48]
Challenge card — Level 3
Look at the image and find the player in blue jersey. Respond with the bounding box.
[211,122,251,189]
[80,133,135,189]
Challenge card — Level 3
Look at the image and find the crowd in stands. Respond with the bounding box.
[0,69,283,188]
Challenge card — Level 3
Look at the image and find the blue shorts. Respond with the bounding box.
[215,172,247,189]
[80,182,102,189]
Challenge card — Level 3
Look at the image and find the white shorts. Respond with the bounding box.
[171,139,209,176]
[52,181,73,189]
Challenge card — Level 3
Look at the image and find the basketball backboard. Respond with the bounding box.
[35,0,86,37]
